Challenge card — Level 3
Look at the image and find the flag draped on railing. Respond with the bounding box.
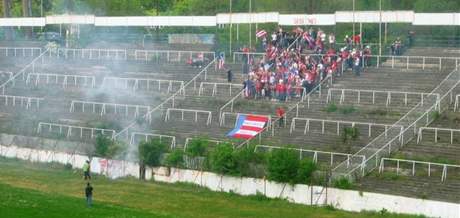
[227,115,269,139]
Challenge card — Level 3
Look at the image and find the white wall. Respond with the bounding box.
[1,144,458,218]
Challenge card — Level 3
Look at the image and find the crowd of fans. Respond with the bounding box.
[239,27,376,101]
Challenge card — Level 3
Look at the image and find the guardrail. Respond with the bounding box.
[37,122,116,140]
[69,100,151,119]
[327,88,440,108]
[164,108,212,125]
[255,145,365,169]
[55,48,128,61]
[113,59,217,141]
[134,50,215,63]
[0,47,42,57]
[454,94,460,112]
[129,132,176,149]
[102,77,185,94]
[417,127,460,144]
[198,82,243,97]
[378,157,460,182]
[0,94,43,109]
[26,73,96,88]
[290,117,402,138]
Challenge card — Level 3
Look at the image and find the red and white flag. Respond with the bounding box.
[227,114,269,139]
[256,29,267,38]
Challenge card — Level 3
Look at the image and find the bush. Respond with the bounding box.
[95,135,112,157]
[333,177,354,190]
[296,158,317,184]
[267,148,299,184]
[186,137,209,157]
[138,139,167,167]
[342,127,359,143]
[165,149,184,168]
[340,106,357,114]
[325,104,338,113]
[209,143,237,175]
[232,145,266,177]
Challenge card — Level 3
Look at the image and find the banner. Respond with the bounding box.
[227,115,269,139]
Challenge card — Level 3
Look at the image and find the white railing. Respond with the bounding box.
[164,108,212,125]
[0,94,43,109]
[0,47,42,57]
[129,132,176,149]
[454,94,460,112]
[255,145,366,169]
[26,73,96,88]
[0,48,49,95]
[379,158,460,182]
[327,88,440,108]
[0,71,13,80]
[37,122,116,140]
[232,52,265,63]
[69,100,151,119]
[55,48,128,61]
[334,65,460,179]
[290,117,403,138]
[102,77,185,94]
[198,82,243,97]
[134,50,215,63]
[219,112,273,128]
[417,127,460,144]
[113,59,216,141]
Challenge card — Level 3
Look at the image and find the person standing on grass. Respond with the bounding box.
[276,107,285,128]
[83,160,91,180]
[85,183,93,207]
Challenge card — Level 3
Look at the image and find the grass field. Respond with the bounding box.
[0,157,426,218]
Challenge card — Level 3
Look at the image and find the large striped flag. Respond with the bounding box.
[256,29,267,38]
[227,114,269,139]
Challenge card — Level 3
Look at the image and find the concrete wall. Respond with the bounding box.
[1,144,458,218]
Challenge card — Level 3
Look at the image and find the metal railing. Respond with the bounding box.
[0,94,43,109]
[37,122,116,140]
[0,47,42,57]
[129,132,176,149]
[164,108,212,125]
[134,50,215,63]
[198,82,243,97]
[26,73,96,88]
[378,158,460,182]
[290,117,403,138]
[417,127,460,145]
[102,77,185,94]
[327,88,440,108]
[55,48,128,61]
[69,100,151,119]
[333,65,460,179]
[113,59,216,141]
[255,145,366,169]
[454,94,460,112]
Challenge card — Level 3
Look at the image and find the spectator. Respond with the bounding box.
[83,160,91,180]
[85,183,93,207]
[353,34,361,46]
[276,107,285,127]
[328,33,336,48]
[226,68,233,83]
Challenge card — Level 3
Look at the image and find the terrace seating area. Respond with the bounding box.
[0,45,459,204]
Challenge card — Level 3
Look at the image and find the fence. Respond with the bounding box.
[333,65,460,179]
[289,117,403,138]
[219,112,273,128]
[69,100,151,119]
[454,95,460,112]
[134,50,215,63]
[255,145,365,169]
[0,47,42,57]
[378,158,460,182]
[113,59,216,141]
[327,88,440,108]
[0,94,43,109]
[55,48,128,61]
[129,132,176,149]
[417,127,460,145]
[37,122,116,140]
[102,77,185,94]
[0,71,13,80]
[198,82,243,97]
[164,108,212,125]
[26,73,96,88]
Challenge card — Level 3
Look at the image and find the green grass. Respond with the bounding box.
[0,157,424,218]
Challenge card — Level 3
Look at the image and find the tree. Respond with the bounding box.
[2,0,12,40]
[267,148,300,184]
[138,138,166,180]
[22,0,32,39]
[209,143,236,175]
[94,134,112,157]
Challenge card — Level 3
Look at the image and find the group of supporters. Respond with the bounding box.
[240,27,375,101]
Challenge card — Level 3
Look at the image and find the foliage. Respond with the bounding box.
[209,143,237,175]
[340,106,357,115]
[296,159,317,184]
[94,134,112,157]
[266,148,300,184]
[232,145,266,177]
[342,127,360,143]
[185,137,209,157]
[138,139,167,167]
[325,103,338,113]
[165,149,185,168]
[333,177,354,190]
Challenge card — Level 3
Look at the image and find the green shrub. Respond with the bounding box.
[186,137,209,157]
[267,148,299,184]
[325,104,338,113]
[95,135,112,157]
[340,106,357,114]
[165,149,184,168]
[296,158,317,184]
[342,127,359,143]
[333,177,354,190]
[209,143,237,175]
[232,145,266,177]
[138,139,167,167]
